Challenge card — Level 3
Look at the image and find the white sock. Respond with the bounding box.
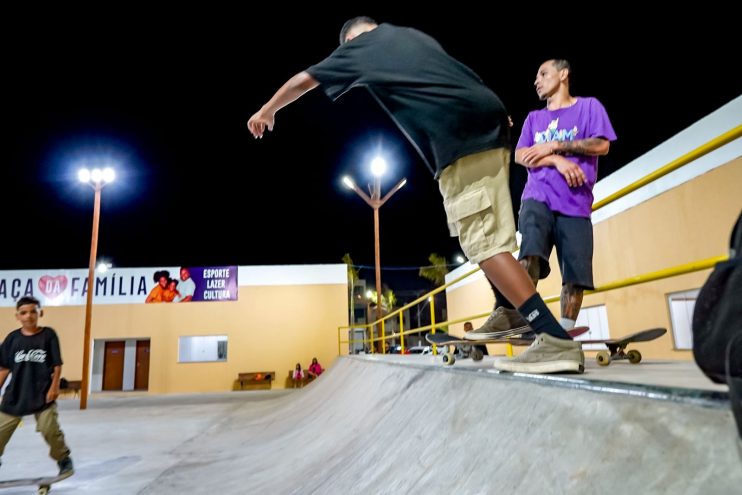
[560,318,576,330]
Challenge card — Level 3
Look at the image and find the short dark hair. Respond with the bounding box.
[339,16,377,45]
[550,59,571,80]
[16,296,41,310]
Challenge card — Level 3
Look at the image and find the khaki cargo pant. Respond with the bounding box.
[0,403,71,461]
[439,147,517,264]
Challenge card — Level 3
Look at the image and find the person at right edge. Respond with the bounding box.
[512,59,616,338]
[247,17,584,374]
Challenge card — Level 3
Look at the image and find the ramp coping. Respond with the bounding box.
[348,355,729,410]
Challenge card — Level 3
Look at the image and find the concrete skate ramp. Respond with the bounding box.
[144,356,741,494]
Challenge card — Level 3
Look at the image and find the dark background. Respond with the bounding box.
[2,9,739,296]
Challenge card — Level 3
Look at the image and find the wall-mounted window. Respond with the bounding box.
[667,289,699,350]
[178,335,228,363]
[574,305,611,350]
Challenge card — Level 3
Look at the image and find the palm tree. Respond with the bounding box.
[366,287,398,352]
[419,253,449,285]
[366,288,397,312]
[418,253,450,332]
[342,253,360,324]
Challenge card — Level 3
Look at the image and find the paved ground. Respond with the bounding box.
[1,356,739,494]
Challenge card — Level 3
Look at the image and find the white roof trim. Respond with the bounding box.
[238,264,348,286]
[592,96,742,224]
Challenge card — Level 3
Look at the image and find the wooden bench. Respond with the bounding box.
[236,371,275,390]
[286,370,316,388]
[60,380,82,398]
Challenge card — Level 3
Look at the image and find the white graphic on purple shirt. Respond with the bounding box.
[534,118,579,144]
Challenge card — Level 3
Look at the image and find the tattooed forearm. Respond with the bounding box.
[556,138,609,156]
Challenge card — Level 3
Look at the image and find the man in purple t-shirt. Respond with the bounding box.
[513,59,616,332]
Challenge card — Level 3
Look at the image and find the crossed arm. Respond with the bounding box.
[515,138,610,188]
[247,71,320,138]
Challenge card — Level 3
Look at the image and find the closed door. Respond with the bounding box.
[134,340,151,390]
[103,341,125,391]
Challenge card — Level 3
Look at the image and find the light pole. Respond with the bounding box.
[342,157,406,351]
[78,166,115,410]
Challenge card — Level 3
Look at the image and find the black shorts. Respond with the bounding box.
[517,199,594,289]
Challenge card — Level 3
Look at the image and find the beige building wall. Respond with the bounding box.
[446,104,742,360]
[0,266,348,393]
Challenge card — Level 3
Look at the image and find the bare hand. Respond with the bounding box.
[555,158,586,188]
[46,387,59,403]
[247,109,275,139]
[520,142,558,166]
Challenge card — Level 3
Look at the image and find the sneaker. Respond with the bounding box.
[493,333,585,374]
[463,307,531,341]
[57,456,74,477]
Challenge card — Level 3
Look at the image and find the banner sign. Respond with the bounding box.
[0,266,238,307]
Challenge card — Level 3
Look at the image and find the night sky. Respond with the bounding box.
[2,9,738,294]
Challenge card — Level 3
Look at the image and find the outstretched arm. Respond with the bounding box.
[247,71,320,138]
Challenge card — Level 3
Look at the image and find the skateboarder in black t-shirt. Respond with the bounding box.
[247,16,584,374]
[0,296,74,477]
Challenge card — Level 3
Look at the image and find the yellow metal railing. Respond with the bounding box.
[543,255,728,303]
[337,126,740,356]
[592,124,741,211]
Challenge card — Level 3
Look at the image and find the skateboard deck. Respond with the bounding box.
[0,471,73,494]
[426,326,589,365]
[579,327,667,366]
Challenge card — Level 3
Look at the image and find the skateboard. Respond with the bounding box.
[0,471,73,494]
[426,326,589,366]
[579,327,667,366]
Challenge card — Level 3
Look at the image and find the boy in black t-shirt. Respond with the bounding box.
[0,296,74,477]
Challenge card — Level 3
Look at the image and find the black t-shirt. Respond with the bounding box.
[0,327,63,416]
[306,23,510,178]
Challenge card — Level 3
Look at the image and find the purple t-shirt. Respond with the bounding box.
[516,97,616,217]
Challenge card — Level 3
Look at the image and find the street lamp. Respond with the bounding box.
[97,261,113,273]
[78,166,115,409]
[342,157,406,351]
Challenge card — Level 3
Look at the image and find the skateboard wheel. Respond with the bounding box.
[627,349,642,364]
[471,349,483,361]
[38,487,50,495]
[596,351,611,366]
[443,353,455,365]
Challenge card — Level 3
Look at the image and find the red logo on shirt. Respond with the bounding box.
[38,275,68,299]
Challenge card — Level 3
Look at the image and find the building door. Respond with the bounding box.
[103,341,125,391]
[134,340,151,390]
